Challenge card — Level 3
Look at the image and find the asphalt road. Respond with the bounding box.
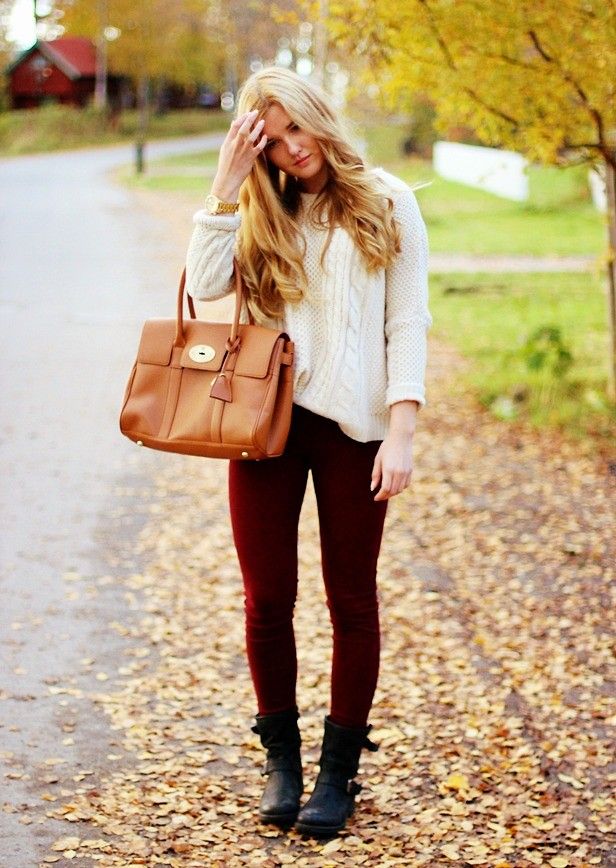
[0,133,224,864]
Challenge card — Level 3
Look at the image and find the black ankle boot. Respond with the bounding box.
[295,715,379,837]
[251,707,303,827]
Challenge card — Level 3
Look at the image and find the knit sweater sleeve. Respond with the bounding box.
[185,208,241,300]
[384,188,433,408]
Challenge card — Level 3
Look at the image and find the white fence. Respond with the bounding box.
[433,141,529,201]
[433,141,608,212]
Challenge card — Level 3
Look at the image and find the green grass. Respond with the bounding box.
[428,271,615,444]
[150,150,220,167]
[357,116,409,165]
[360,120,605,256]
[0,103,229,156]
[128,174,212,192]
[117,148,218,193]
[411,167,603,256]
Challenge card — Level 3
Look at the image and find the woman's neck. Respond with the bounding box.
[298,163,329,194]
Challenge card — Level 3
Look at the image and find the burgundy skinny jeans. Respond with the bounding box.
[228,403,388,728]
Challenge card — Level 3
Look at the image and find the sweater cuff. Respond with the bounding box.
[386,383,426,408]
[192,209,241,231]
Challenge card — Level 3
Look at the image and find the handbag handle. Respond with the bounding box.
[174,258,247,349]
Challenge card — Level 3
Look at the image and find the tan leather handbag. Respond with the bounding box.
[120,259,295,459]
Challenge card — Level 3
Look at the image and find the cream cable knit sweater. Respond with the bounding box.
[185,167,433,443]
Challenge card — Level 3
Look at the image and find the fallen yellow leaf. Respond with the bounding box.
[51,837,80,851]
[444,771,469,790]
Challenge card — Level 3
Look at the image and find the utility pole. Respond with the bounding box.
[135,75,149,174]
[313,0,328,88]
[94,0,109,110]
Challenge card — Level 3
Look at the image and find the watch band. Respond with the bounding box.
[205,193,240,215]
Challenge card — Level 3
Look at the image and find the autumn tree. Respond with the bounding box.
[57,0,219,87]
[56,0,217,167]
[56,0,299,168]
[57,0,301,99]
[328,0,616,400]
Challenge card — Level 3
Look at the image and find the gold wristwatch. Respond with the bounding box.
[204,193,240,215]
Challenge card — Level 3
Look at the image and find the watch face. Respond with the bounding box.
[205,194,218,214]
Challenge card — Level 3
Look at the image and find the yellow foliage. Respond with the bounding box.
[329,0,616,166]
[57,0,220,84]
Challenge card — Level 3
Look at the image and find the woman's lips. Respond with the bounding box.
[295,155,310,167]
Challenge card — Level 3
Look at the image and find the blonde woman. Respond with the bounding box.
[185,66,432,837]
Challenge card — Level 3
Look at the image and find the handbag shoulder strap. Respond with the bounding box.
[175,258,249,348]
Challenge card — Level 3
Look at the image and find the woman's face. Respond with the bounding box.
[261,104,328,194]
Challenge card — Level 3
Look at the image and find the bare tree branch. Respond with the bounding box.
[416,0,456,70]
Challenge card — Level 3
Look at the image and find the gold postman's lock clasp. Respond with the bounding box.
[188,344,216,363]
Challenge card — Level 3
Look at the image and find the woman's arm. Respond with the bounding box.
[383,187,433,411]
[389,399,419,436]
[371,188,432,501]
[185,210,240,301]
[185,109,268,301]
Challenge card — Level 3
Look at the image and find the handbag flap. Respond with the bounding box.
[136,319,287,379]
[136,319,176,366]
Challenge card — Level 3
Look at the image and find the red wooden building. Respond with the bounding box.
[6,37,123,109]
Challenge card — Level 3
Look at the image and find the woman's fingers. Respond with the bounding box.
[374,469,412,501]
[230,112,249,127]
[225,111,254,145]
[246,119,265,144]
[227,111,251,137]
[380,471,393,498]
[370,454,382,492]
[236,110,260,140]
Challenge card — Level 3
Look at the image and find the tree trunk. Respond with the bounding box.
[93,0,108,110]
[135,75,150,175]
[604,158,616,404]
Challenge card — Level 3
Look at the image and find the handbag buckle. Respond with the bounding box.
[188,344,216,363]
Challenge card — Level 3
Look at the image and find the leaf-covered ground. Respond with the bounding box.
[30,334,615,867]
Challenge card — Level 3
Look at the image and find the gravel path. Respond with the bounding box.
[429,253,597,273]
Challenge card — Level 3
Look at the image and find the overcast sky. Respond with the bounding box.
[8,0,40,48]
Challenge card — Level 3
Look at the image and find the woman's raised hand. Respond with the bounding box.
[210,110,268,202]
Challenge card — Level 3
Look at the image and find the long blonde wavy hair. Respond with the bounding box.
[235,66,402,322]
